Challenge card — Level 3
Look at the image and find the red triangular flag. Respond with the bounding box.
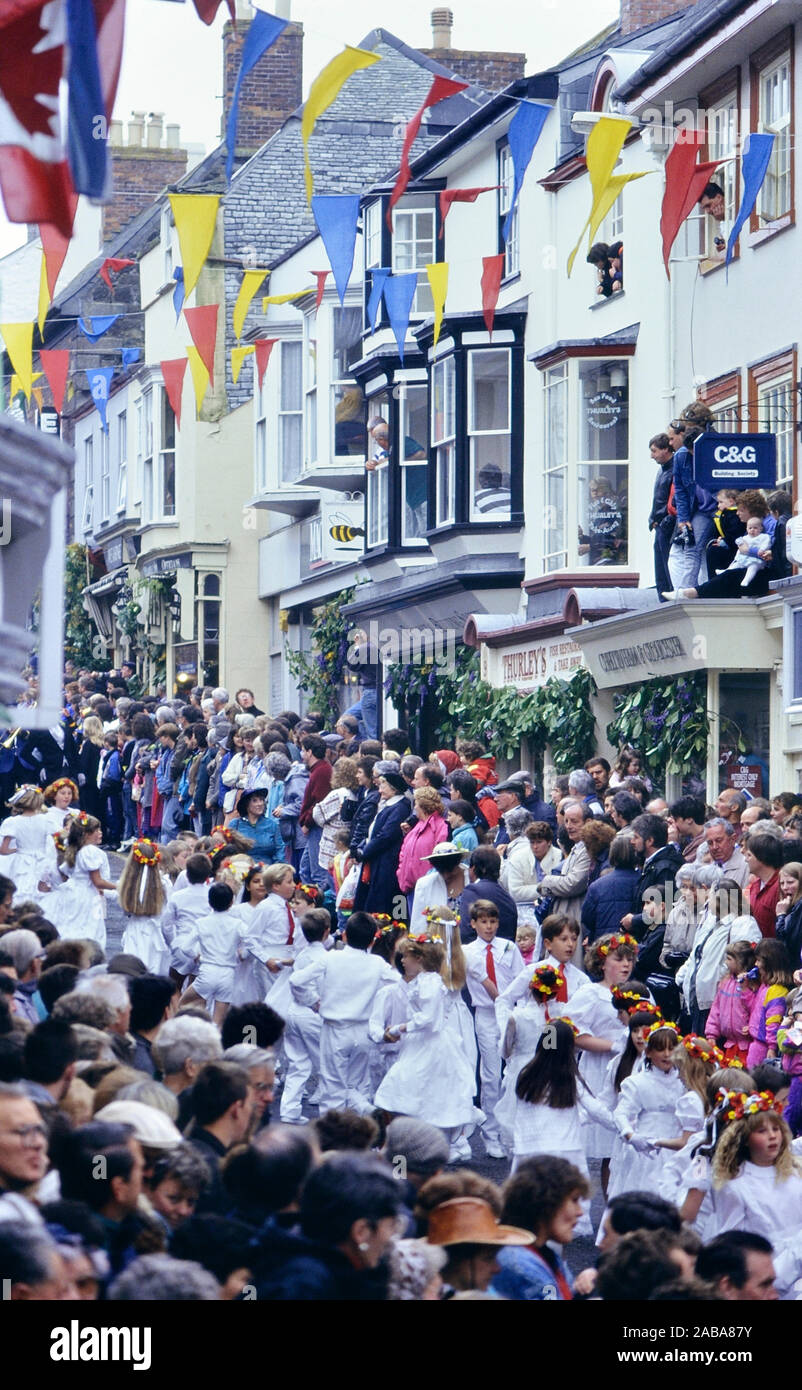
[183,304,219,388]
[439,186,499,236]
[40,191,79,300]
[253,338,277,390]
[161,358,188,430]
[191,0,234,22]
[481,254,505,337]
[312,270,329,312]
[39,349,70,414]
[661,129,722,277]
[99,256,135,291]
[387,77,468,229]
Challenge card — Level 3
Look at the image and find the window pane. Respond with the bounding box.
[436,444,455,526]
[281,341,302,410]
[758,377,794,488]
[161,451,175,517]
[577,462,628,565]
[578,360,629,461]
[365,200,382,269]
[760,58,791,220]
[545,466,565,569]
[280,416,302,483]
[472,438,511,519]
[367,392,390,546]
[469,349,509,432]
[332,306,362,379]
[392,206,435,313]
[401,384,428,543]
[544,365,567,569]
[431,356,455,445]
[162,392,176,451]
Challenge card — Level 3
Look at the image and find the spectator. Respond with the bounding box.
[581,832,640,944]
[22,1018,78,1111]
[151,1015,223,1127]
[669,795,707,863]
[298,736,333,891]
[129,976,177,1077]
[648,433,676,595]
[696,1231,777,1300]
[186,1062,254,1215]
[535,802,592,932]
[567,769,604,819]
[744,831,783,939]
[585,757,611,800]
[108,1252,219,1300]
[0,1083,50,1224]
[701,817,749,888]
[459,847,518,943]
[622,813,684,939]
[610,791,642,829]
[492,1156,588,1301]
[0,1221,73,1299]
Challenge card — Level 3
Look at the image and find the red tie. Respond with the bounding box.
[556,975,568,1003]
[286,903,295,945]
[485,943,497,986]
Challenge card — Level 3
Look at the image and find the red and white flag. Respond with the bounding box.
[0,0,75,236]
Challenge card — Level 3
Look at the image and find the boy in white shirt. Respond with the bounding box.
[160,852,213,981]
[280,908,331,1123]
[496,914,586,1033]
[317,911,396,1114]
[463,899,525,1158]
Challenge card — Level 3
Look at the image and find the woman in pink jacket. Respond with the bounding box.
[397,786,449,897]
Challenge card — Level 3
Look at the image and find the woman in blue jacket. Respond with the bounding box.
[580,831,640,944]
[667,413,717,591]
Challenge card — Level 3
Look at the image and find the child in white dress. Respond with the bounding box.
[117,839,170,974]
[652,1033,723,1189]
[374,936,481,1150]
[510,1018,617,1175]
[495,966,565,1155]
[192,881,245,1024]
[42,778,79,833]
[610,1022,686,1198]
[46,814,115,949]
[423,907,479,1160]
[671,1066,753,1236]
[367,923,409,1090]
[598,1006,658,1194]
[707,1090,802,1246]
[0,786,54,904]
[496,914,587,1020]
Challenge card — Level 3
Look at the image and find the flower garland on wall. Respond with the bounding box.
[606,672,746,777]
[285,587,355,727]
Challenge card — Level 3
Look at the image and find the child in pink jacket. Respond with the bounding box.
[396,788,448,894]
[705,940,755,1065]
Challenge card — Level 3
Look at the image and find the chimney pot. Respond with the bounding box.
[128,112,145,146]
[165,122,180,149]
[146,113,164,149]
[108,118,123,145]
[431,6,453,48]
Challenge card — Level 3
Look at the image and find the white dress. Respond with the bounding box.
[569,981,627,1159]
[48,844,110,948]
[495,998,547,1149]
[374,971,482,1128]
[230,900,271,1006]
[0,813,55,903]
[121,913,171,974]
[194,907,244,1008]
[705,1160,802,1246]
[367,977,407,1086]
[510,1087,617,1171]
[609,1067,686,1198]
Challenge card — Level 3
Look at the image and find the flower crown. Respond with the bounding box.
[423,907,458,928]
[73,811,91,827]
[529,964,566,1000]
[296,883,320,901]
[626,1001,663,1023]
[599,932,639,956]
[682,1035,724,1065]
[720,1090,784,1122]
[557,1016,580,1037]
[409,932,443,946]
[47,778,78,796]
[646,1020,681,1042]
[212,825,234,841]
[132,838,161,866]
[611,988,657,1016]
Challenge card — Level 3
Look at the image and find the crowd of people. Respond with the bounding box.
[3,669,802,1301]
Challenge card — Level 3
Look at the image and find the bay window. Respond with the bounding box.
[332,307,366,457]
[366,390,390,547]
[469,349,511,520]
[432,354,455,526]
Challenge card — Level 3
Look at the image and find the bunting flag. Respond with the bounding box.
[233,269,269,341]
[232,344,255,384]
[426,262,448,346]
[121,347,140,370]
[312,194,360,303]
[567,117,650,275]
[0,1,75,237]
[1,322,34,401]
[99,256,135,291]
[502,101,550,241]
[383,273,417,364]
[168,193,220,299]
[303,46,381,202]
[254,337,277,390]
[225,8,288,181]
[86,365,114,432]
[161,358,188,430]
[261,290,310,309]
[66,0,125,197]
[78,314,120,342]
[37,199,80,332]
[186,345,210,416]
[366,267,390,331]
[39,348,70,413]
[37,255,51,337]
[184,304,218,388]
[481,253,505,337]
[387,76,468,230]
[726,132,776,277]
[660,128,722,276]
[10,370,42,402]
[191,0,234,22]
[439,186,499,236]
[312,270,329,311]
[172,266,185,323]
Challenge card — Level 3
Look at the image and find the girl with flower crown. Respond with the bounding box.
[674,1067,753,1236]
[568,932,640,1193]
[42,778,79,832]
[367,921,409,1089]
[116,840,170,974]
[707,1090,802,1244]
[495,962,561,1153]
[511,1019,617,1180]
[0,786,54,904]
[47,814,116,949]
[608,1022,687,1198]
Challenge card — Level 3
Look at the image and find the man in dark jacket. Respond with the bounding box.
[352,762,407,915]
[622,813,683,939]
[350,756,379,851]
[187,1062,255,1217]
[459,847,518,942]
[648,433,675,594]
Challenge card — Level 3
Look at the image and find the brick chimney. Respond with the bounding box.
[101,121,189,242]
[222,1,303,168]
[620,0,691,36]
[422,7,525,93]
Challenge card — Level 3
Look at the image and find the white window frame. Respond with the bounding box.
[99,429,110,523]
[330,305,365,462]
[364,199,382,270]
[399,382,429,546]
[543,363,568,571]
[304,318,318,467]
[432,354,456,528]
[468,348,512,522]
[575,358,630,570]
[757,50,792,223]
[82,436,94,534]
[279,339,303,483]
[141,389,154,522]
[758,374,794,489]
[705,90,738,259]
[159,389,176,518]
[498,143,519,279]
[392,200,435,316]
[367,464,389,548]
[116,409,127,513]
[710,393,740,433]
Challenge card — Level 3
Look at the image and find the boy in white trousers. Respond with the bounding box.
[317,911,396,1114]
[280,908,331,1123]
[463,899,524,1158]
[160,852,214,981]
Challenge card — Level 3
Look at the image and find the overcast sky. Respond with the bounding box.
[0,0,619,256]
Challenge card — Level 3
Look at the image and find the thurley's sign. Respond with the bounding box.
[482,636,583,692]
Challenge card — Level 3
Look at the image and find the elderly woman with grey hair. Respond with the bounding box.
[659,862,721,967]
[499,806,539,919]
[567,768,605,818]
[108,1252,220,1300]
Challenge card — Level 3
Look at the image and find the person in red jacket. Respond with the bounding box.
[298,735,333,891]
[744,830,783,939]
[458,740,497,789]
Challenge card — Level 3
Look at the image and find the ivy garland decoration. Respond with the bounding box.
[285,587,355,726]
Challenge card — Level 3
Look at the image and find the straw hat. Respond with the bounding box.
[426,1198,533,1247]
[421,841,469,862]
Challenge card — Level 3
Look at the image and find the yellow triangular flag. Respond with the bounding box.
[10,370,43,400]
[38,254,50,336]
[186,345,210,414]
[261,290,311,310]
[426,263,449,347]
[302,46,381,202]
[567,117,651,275]
[231,344,255,384]
[1,322,34,401]
[233,269,269,341]
[169,194,221,299]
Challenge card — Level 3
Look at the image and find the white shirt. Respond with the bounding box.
[464,936,525,1010]
[195,907,243,970]
[319,945,397,1024]
[161,881,211,953]
[289,940,329,1009]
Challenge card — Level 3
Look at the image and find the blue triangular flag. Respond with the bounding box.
[383,273,418,364]
[121,348,140,369]
[86,367,115,434]
[726,132,776,278]
[65,0,107,198]
[225,9,289,182]
[311,194,361,305]
[78,315,120,343]
[172,267,185,324]
[367,267,390,331]
[502,101,550,241]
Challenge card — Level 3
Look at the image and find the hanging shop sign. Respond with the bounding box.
[694,433,776,491]
[141,552,192,577]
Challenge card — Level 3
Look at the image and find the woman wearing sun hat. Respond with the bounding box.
[426,1196,533,1296]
